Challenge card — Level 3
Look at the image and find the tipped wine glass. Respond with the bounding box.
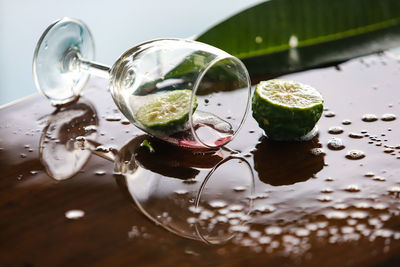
[33,17,251,148]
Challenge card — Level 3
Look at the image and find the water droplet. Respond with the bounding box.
[84,125,97,132]
[318,195,332,202]
[295,228,310,237]
[209,200,227,209]
[105,115,121,122]
[345,185,361,193]
[345,150,365,160]
[174,189,188,195]
[258,236,271,244]
[121,120,130,125]
[216,215,229,224]
[321,188,333,193]
[310,148,325,156]
[229,219,240,225]
[342,119,352,125]
[341,226,355,234]
[328,126,344,134]
[373,203,388,210]
[350,211,368,219]
[255,205,276,213]
[384,148,395,154]
[324,111,336,118]
[65,209,85,220]
[379,214,391,222]
[183,179,197,184]
[229,204,244,212]
[230,225,250,233]
[95,170,106,176]
[373,176,386,182]
[187,217,197,224]
[233,186,246,192]
[249,230,262,239]
[20,153,27,158]
[354,202,370,209]
[317,221,328,228]
[334,203,349,210]
[250,193,269,199]
[306,224,318,231]
[265,226,282,235]
[375,229,393,238]
[388,186,400,196]
[189,206,202,214]
[30,170,38,175]
[348,132,363,139]
[327,137,345,150]
[362,114,378,122]
[199,210,214,220]
[368,218,382,227]
[381,113,396,121]
[95,145,109,153]
[325,177,334,182]
[347,219,357,226]
[325,211,348,220]
[218,208,229,215]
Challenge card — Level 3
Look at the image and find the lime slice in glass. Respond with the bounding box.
[136,89,197,132]
[252,79,324,140]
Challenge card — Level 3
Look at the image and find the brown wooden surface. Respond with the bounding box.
[1,53,400,266]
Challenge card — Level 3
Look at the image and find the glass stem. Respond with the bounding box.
[79,58,110,79]
[63,46,110,80]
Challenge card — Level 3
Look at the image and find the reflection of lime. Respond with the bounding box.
[136,90,197,132]
[252,79,323,140]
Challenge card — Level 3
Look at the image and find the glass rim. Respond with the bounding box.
[189,54,252,148]
[194,155,255,244]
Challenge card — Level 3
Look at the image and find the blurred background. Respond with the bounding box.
[0,0,262,105]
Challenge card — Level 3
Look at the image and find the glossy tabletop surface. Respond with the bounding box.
[1,52,400,266]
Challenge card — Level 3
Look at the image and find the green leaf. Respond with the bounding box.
[196,0,400,77]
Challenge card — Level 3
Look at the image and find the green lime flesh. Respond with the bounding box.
[252,79,324,140]
[136,89,197,132]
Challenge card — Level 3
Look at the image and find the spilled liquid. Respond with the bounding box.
[1,53,400,266]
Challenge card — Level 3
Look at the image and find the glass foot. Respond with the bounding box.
[33,17,95,105]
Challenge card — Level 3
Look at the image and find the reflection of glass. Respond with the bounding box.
[39,102,255,244]
[116,136,255,244]
[39,98,98,180]
[33,18,251,148]
[253,136,325,186]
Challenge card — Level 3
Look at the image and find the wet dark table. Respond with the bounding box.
[1,53,400,266]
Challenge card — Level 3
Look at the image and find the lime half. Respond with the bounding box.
[136,89,197,132]
[252,79,323,140]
